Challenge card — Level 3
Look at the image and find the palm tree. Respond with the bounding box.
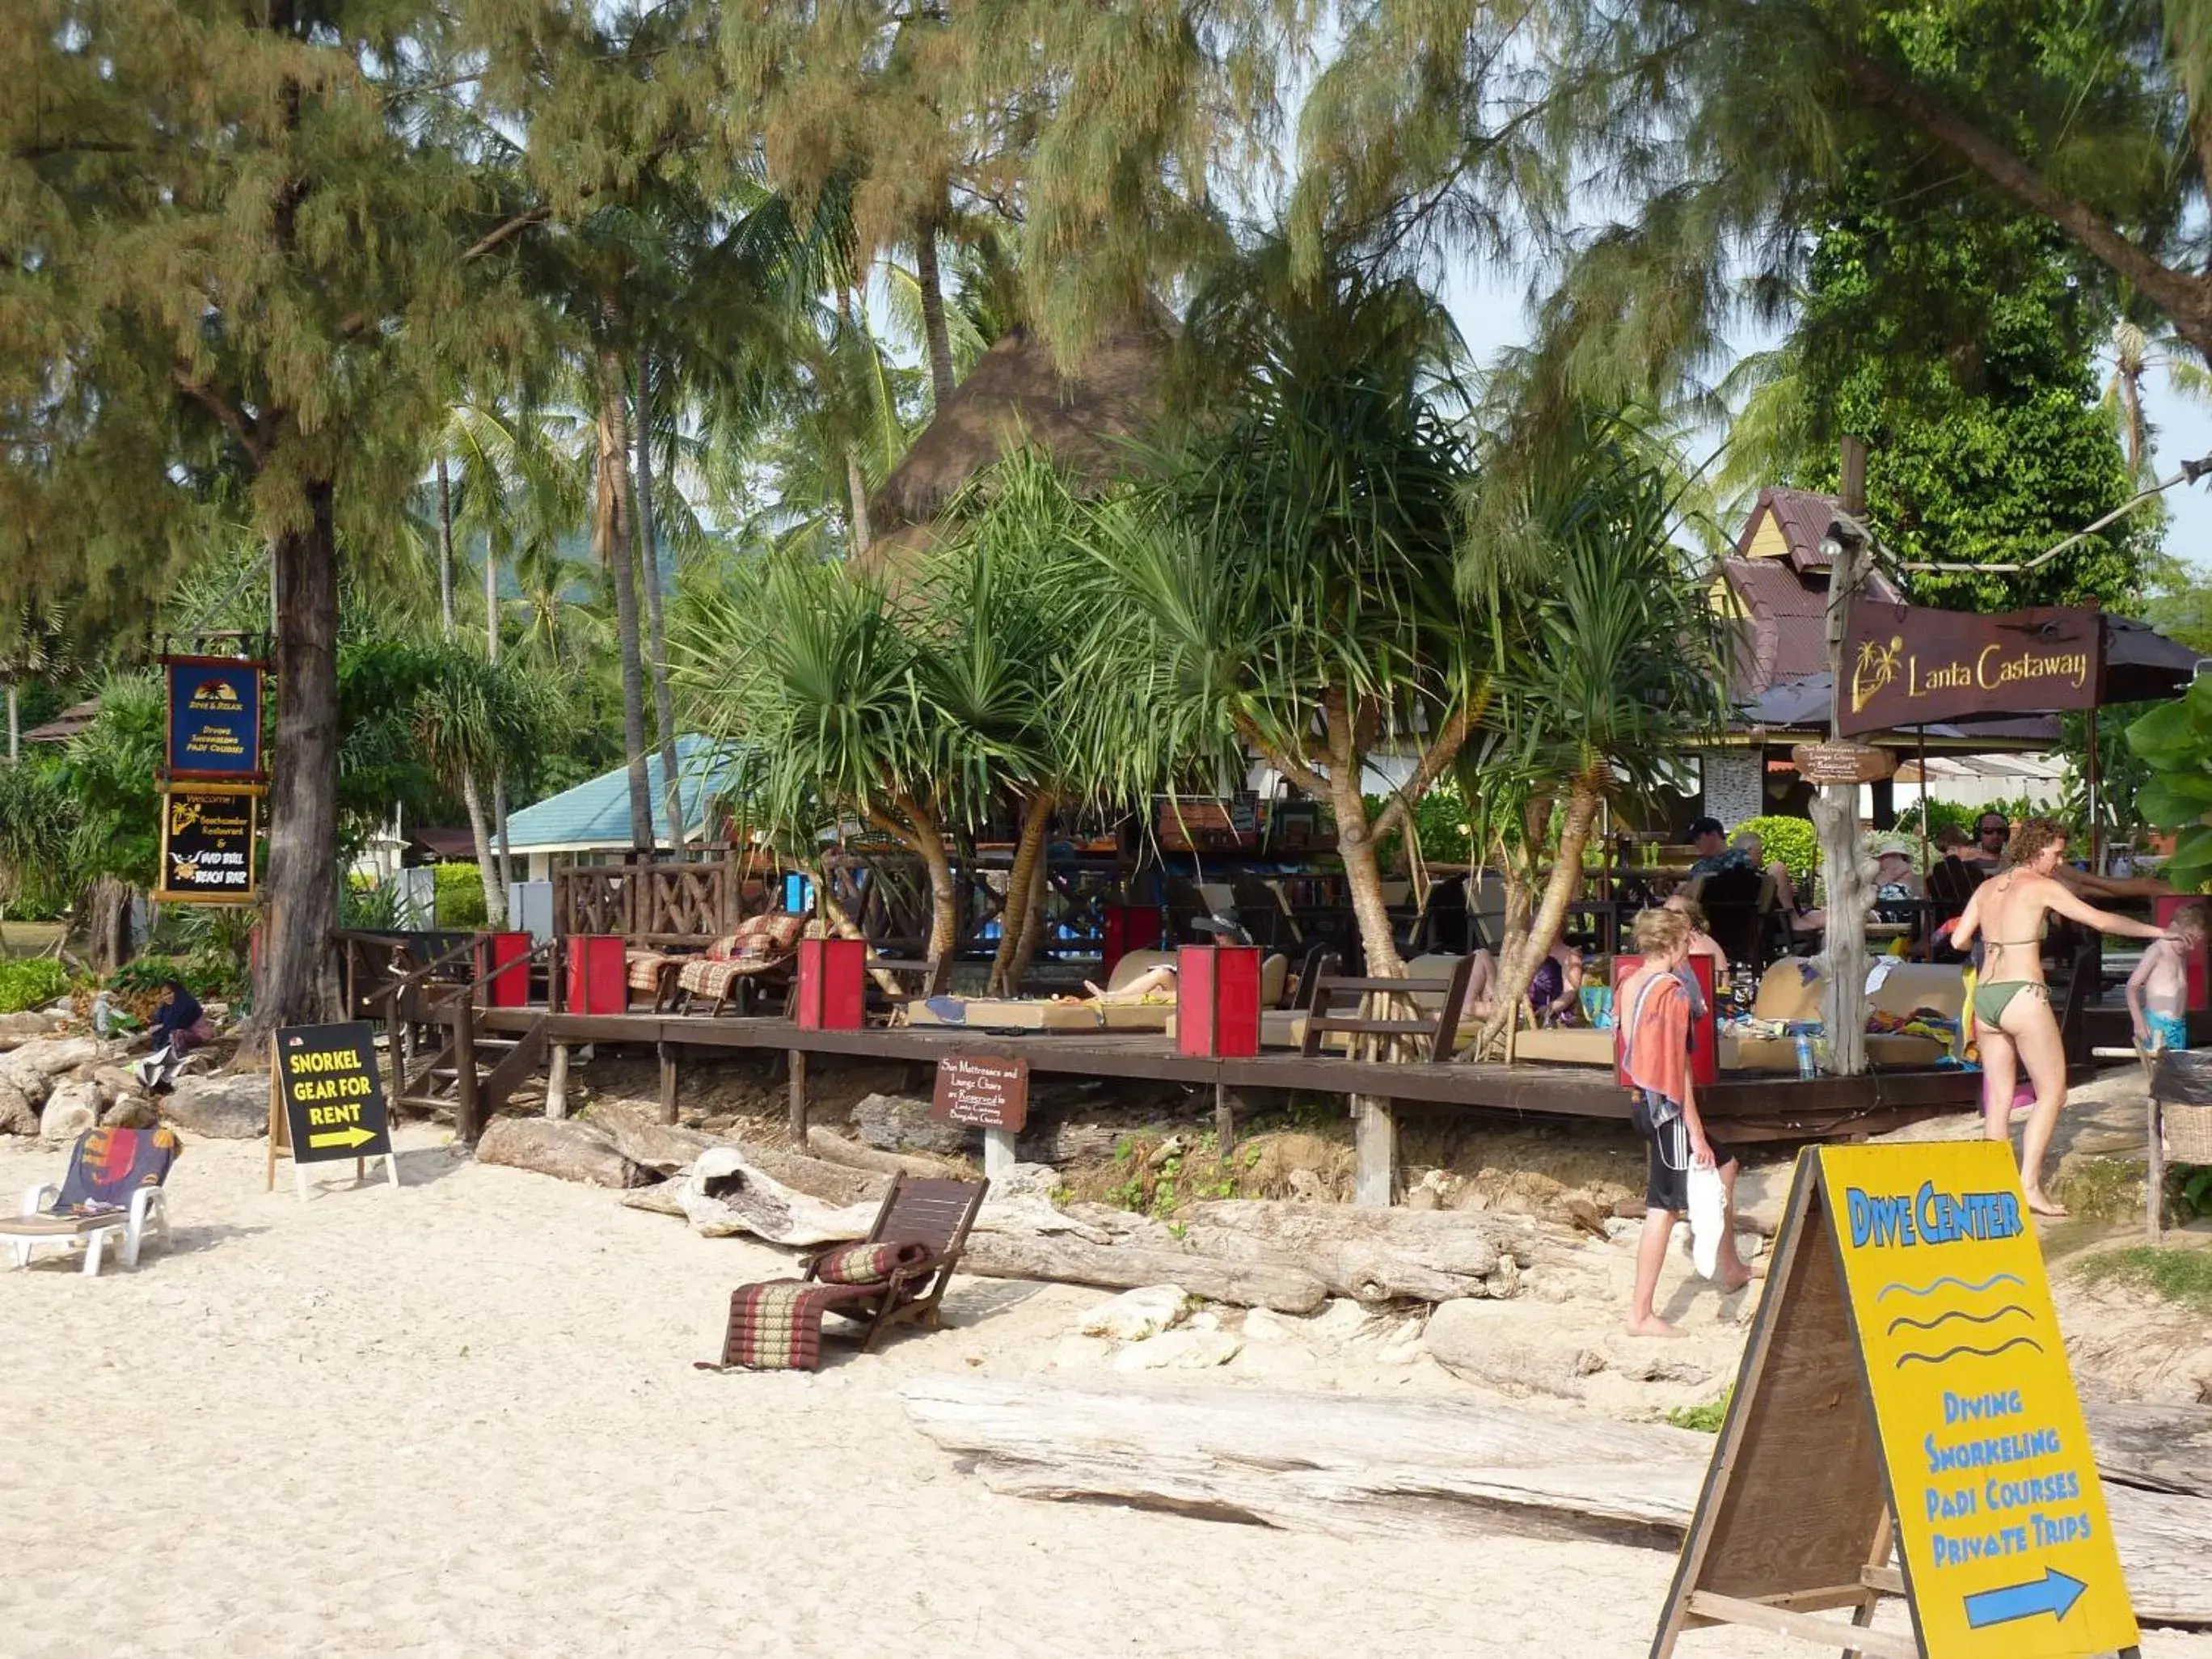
[1076,248,1487,980]
[1457,416,1732,1055]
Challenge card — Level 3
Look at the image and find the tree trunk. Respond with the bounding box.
[1813,786,1871,1076]
[494,778,514,894]
[845,451,874,563]
[246,479,342,1040]
[6,681,16,765]
[2119,361,2145,478]
[594,348,653,851]
[461,767,505,928]
[1476,777,1602,1058]
[1007,836,1053,993]
[435,454,456,635]
[634,348,686,850]
[910,806,960,998]
[86,874,133,974]
[916,212,956,412]
[988,792,1053,995]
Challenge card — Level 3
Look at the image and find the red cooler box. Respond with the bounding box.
[795,937,867,1029]
[566,935,627,1015]
[2154,894,2209,1011]
[477,931,532,1007]
[1177,944,1261,1058]
[1612,954,1718,1089]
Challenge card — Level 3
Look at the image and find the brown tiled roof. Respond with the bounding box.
[1736,487,1848,572]
[22,696,99,743]
[1721,517,1902,693]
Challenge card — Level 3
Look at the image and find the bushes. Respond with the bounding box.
[109,948,247,1007]
[434,863,487,927]
[0,957,70,1013]
[1728,814,1817,886]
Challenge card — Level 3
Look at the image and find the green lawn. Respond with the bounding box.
[0,922,65,960]
[2075,1244,2212,1314]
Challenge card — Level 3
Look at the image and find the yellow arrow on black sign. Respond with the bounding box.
[308,1125,379,1150]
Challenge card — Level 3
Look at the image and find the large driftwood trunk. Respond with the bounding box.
[1813,787,1873,1075]
[961,1227,1330,1314]
[899,1377,2212,1627]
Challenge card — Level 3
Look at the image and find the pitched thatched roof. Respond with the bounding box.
[865,318,1169,552]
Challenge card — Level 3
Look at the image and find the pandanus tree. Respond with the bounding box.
[1458,418,1731,1055]
[1076,253,1487,980]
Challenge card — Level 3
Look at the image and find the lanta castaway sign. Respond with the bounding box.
[1840,604,2103,737]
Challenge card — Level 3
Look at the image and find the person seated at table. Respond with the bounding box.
[1870,837,1925,926]
[1459,939,1585,1024]
[1733,830,1826,938]
[1684,817,1747,879]
[1661,894,1730,987]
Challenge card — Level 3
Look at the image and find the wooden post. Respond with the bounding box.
[452,997,479,1142]
[2088,704,2104,872]
[384,987,405,1121]
[545,1043,570,1121]
[657,1040,678,1125]
[1214,1080,1235,1155]
[1351,1093,1395,1208]
[1815,434,1872,1077]
[787,1049,808,1140]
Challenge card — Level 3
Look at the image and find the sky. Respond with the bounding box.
[1435,262,2212,582]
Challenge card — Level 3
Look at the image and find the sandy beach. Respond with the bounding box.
[6,1125,2209,1659]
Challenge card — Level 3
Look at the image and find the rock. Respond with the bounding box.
[986,1161,1060,1201]
[1239,1307,1301,1344]
[475,1117,649,1188]
[1049,1336,1112,1371]
[7,1036,102,1079]
[849,1091,969,1157]
[1422,1298,1607,1399]
[1079,1284,1193,1343]
[0,1009,65,1045]
[0,1074,39,1134]
[102,1095,161,1129]
[1110,1328,1243,1372]
[1307,1297,1374,1340]
[163,1074,270,1140]
[39,1081,100,1143]
[94,1065,147,1100]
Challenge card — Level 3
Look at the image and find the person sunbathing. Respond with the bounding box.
[1065,964,1180,1005]
[1950,817,2168,1218]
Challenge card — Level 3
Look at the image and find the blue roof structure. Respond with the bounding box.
[505,734,740,851]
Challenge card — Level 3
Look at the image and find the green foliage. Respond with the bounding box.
[2125,682,2212,891]
[1726,815,1817,888]
[108,949,247,1004]
[0,758,80,918]
[1665,1387,1733,1433]
[1368,784,1475,872]
[61,672,164,893]
[2074,1246,2212,1315]
[0,959,70,1014]
[341,877,403,932]
[1101,1131,1252,1218]
[435,864,489,929]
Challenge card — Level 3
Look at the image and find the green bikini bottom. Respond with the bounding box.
[1973,979,2049,1027]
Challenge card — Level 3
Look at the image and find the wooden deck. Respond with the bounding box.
[474,1007,1981,1144]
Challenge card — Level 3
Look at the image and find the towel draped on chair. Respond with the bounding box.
[55,1127,180,1215]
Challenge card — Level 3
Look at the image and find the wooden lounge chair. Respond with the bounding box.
[701,1174,990,1370]
[2,1126,179,1276]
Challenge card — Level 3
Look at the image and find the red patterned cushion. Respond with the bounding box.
[812,1239,931,1285]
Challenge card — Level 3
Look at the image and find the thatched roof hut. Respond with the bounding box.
[863,317,1169,570]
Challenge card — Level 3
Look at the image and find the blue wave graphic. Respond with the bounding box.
[1876,1273,2026,1302]
[1894,1335,2044,1370]
[1885,1305,2032,1337]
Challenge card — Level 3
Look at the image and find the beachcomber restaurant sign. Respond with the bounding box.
[1839,603,2103,736]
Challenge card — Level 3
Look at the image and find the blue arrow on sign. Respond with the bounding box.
[1964,1568,2087,1629]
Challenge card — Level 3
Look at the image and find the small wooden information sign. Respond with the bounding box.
[930,1054,1029,1133]
[265,1021,400,1200]
[1792,741,1898,786]
[1653,1140,2138,1659]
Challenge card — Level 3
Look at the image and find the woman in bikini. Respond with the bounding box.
[1949,817,2168,1218]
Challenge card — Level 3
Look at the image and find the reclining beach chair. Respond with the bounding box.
[2,1125,179,1276]
[676,912,808,1016]
[699,1174,989,1371]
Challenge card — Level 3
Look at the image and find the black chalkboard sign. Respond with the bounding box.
[268,1022,398,1196]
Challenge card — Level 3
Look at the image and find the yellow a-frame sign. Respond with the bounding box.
[1653,1140,2138,1659]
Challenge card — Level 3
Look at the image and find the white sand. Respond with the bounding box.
[4,1128,2207,1659]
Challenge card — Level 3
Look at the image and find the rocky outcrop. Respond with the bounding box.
[163,1074,270,1140]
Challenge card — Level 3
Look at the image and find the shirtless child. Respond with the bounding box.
[2129,901,2208,1055]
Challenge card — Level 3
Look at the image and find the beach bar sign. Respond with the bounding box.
[154,786,257,905]
[1652,1140,2138,1659]
[1840,603,2103,737]
[164,655,264,779]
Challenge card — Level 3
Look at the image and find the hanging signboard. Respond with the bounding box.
[164,656,264,779]
[265,1021,400,1200]
[1651,1140,2138,1659]
[1839,605,2103,737]
[154,786,258,905]
[1792,740,1898,785]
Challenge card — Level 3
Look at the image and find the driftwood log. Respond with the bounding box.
[475,1118,649,1188]
[805,1124,969,1181]
[899,1376,2212,1628]
[960,1226,1330,1314]
[2080,1399,2212,1500]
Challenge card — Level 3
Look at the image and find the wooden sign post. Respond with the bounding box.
[930,1054,1029,1178]
[1653,1140,2138,1659]
[266,1021,399,1201]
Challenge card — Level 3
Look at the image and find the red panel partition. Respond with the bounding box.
[566,935,627,1016]
[1613,954,1719,1089]
[795,937,867,1029]
[1177,944,1261,1058]
[478,931,532,1007]
[1101,904,1163,984]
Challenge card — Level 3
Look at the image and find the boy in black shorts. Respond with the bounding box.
[1617,906,1760,1336]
